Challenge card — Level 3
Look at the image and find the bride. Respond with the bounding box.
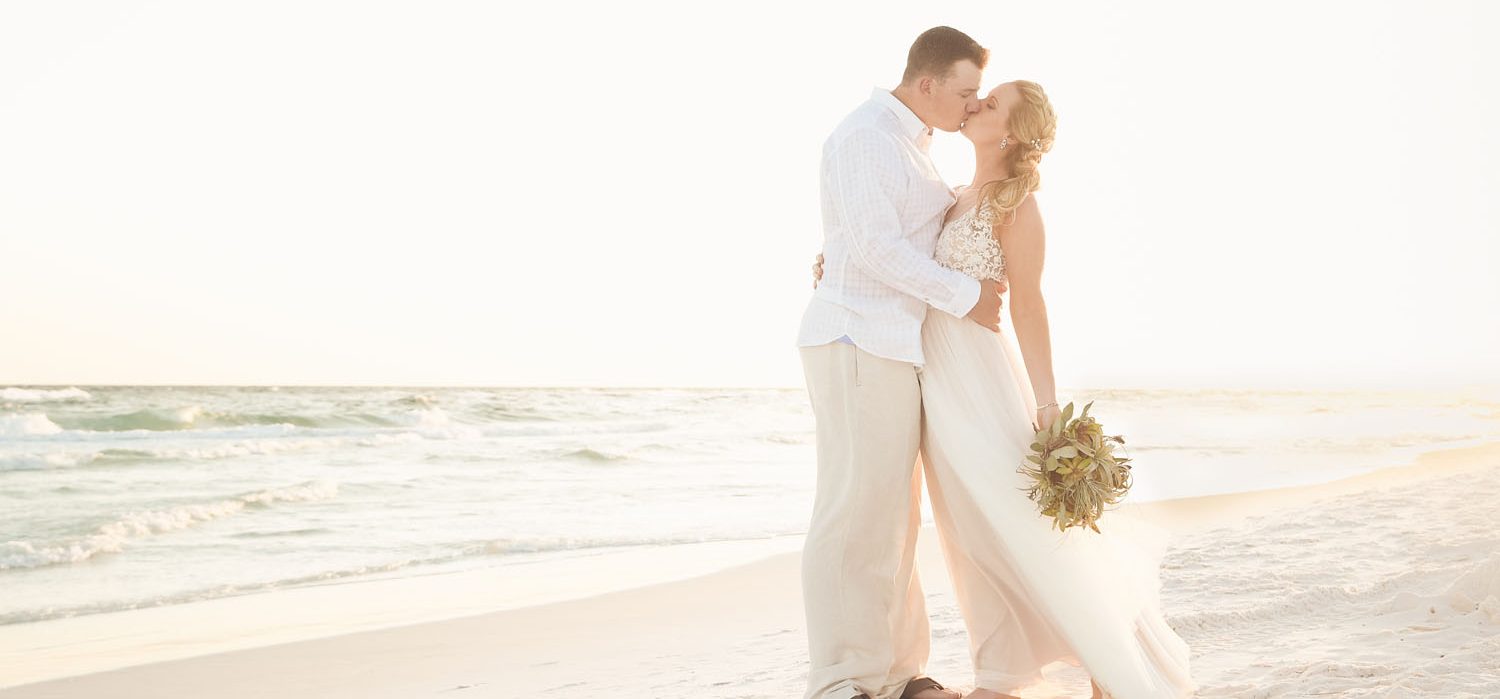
[813,80,1197,699]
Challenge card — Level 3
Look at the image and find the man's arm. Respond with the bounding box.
[827,128,982,319]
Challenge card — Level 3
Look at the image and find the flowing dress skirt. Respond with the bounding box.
[917,307,1198,697]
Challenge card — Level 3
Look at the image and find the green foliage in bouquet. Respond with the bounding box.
[1017,400,1133,533]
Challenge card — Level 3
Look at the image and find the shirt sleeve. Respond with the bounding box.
[827,128,981,318]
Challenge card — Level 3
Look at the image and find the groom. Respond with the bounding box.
[796,26,1007,699]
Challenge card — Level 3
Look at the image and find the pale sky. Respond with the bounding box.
[2,0,1497,390]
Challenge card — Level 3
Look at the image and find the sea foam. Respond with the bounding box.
[0,480,340,570]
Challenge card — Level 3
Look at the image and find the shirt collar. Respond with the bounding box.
[870,87,934,150]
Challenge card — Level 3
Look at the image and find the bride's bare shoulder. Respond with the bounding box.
[1017,192,1042,220]
[1001,193,1045,234]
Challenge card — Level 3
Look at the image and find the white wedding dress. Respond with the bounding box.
[916,192,1198,697]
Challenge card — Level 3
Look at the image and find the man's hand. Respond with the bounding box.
[814,252,1008,331]
[966,278,1007,331]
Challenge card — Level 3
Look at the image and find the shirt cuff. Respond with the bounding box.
[941,276,982,319]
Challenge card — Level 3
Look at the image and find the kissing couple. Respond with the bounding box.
[795,25,1199,699]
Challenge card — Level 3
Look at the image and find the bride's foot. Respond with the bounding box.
[1089,678,1111,699]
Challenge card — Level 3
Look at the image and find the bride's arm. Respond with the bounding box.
[997,196,1060,415]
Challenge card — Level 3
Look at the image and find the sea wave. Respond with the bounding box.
[0,413,65,437]
[56,406,404,432]
[0,432,425,472]
[563,447,631,462]
[3,388,711,441]
[0,480,340,570]
[21,404,489,437]
[0,387,91,403]
[394,407,482,439]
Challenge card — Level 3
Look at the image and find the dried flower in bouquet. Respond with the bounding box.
[1017,400,1133,533]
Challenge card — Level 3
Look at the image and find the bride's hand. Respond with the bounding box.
[811,252,824,288]
[1033,402,1062,433]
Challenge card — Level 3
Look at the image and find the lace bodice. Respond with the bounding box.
[934,200,1006,282]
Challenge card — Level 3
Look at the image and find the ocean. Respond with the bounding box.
[3,384,1498,629]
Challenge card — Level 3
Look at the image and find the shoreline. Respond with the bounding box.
[0,533,807,690]
[2,440,1497,695]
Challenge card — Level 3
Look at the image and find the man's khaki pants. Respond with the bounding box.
[799,342,929,699]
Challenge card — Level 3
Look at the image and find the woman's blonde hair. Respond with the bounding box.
[978,80,1056,225]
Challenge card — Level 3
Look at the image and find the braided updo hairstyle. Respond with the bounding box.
[978,80,1056,225]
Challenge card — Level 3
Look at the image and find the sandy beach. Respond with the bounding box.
[4,1,1498,696]
[3,441,1498,698]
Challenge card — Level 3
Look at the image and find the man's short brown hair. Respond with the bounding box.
[901,26,989,84]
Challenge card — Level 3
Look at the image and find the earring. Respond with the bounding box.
[999,137,1009,150]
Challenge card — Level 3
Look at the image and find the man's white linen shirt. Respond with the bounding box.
[797,87,981,368]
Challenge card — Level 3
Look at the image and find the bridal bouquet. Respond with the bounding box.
[1018,400,1133,533]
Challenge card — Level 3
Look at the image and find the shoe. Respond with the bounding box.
[899,676,947,699]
